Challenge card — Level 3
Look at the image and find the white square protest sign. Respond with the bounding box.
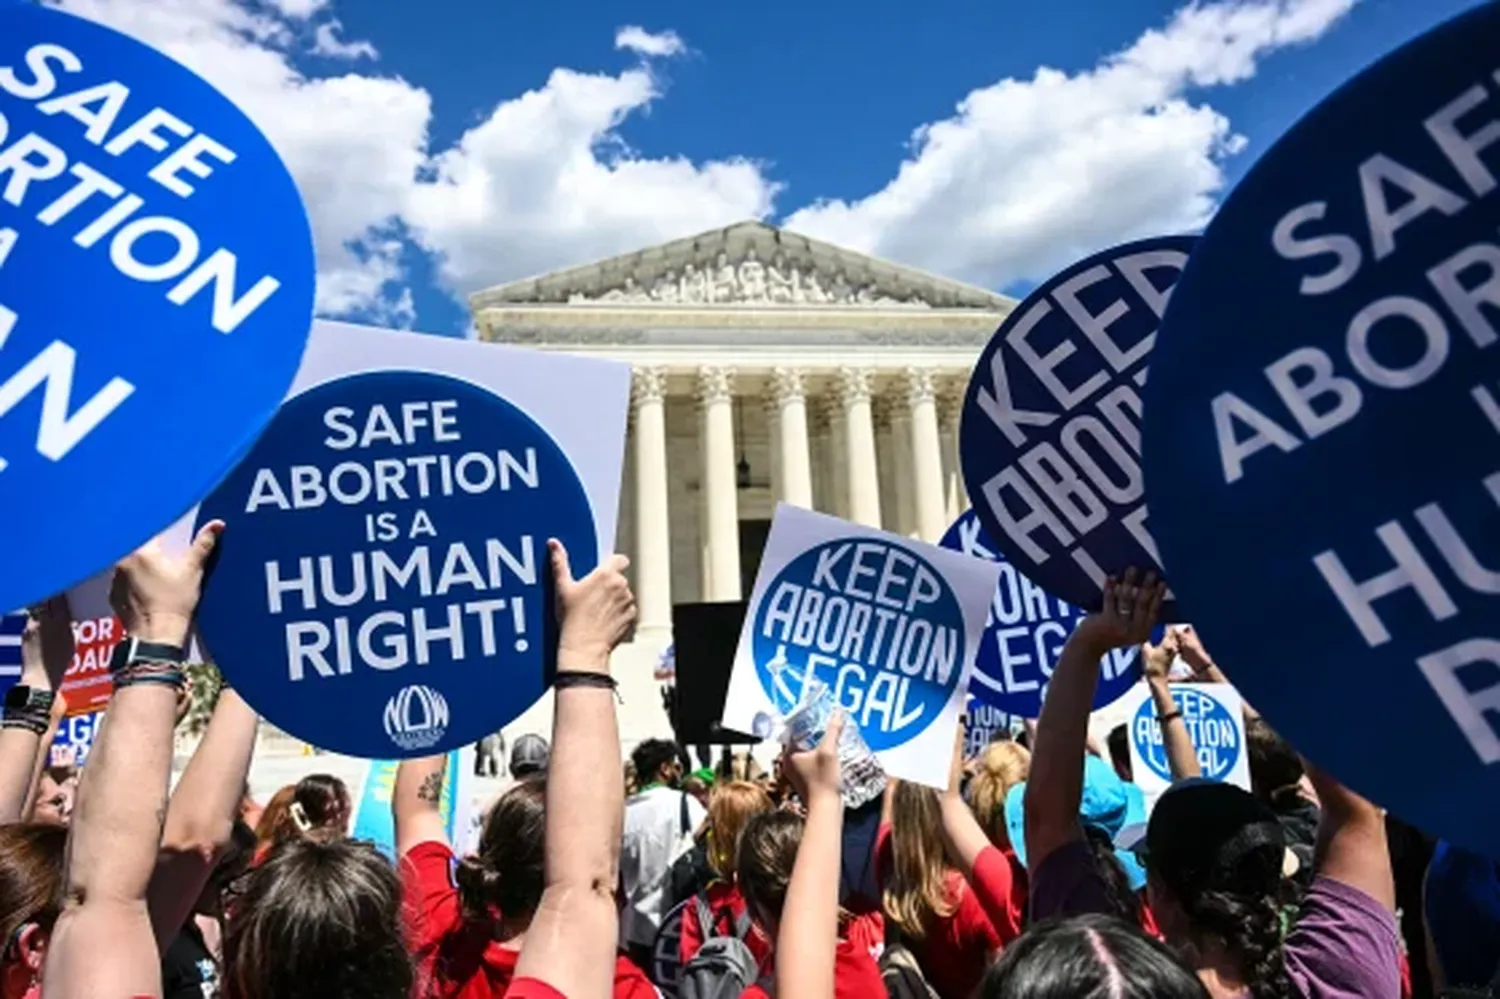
[723,504,1002,788]
[1120,680,1251,807]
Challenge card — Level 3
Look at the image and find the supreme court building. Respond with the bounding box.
[472,221,1016,746]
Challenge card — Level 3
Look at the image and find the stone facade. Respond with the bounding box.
[471,221,1013,749]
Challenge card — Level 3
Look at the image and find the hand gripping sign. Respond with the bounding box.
[194,322,628,760]
[960,236,1195,616]
[939,509,1142,718]
[0,6,315,613]
[722,504,1000,788]
[1142,4,1500,854]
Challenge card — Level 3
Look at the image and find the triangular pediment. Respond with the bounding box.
[469,221,1012,311]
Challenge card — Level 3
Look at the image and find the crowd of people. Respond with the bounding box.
[0,534,1496,999]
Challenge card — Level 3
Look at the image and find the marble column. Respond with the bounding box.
[837,366,882,528]
[905,367,947,542]
[770,367,814,510]
[631,367,672,634]
[938,379,968,520]
[697,365,742,601]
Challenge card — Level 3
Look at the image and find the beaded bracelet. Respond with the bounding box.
[0,709,48,735]
[114,663,186,692]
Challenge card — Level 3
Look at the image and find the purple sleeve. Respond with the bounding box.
[1028,839,1124,922]
[1283,877,1401,999]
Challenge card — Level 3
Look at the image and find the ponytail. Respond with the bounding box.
[1082,824,1142,925]
[459,779,545,924]
[1181,886,1296,999]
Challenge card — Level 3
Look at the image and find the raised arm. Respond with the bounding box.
[395,754,449,858]
[44,521,223,999]
[0,597,74,822]
[775,713,845,999]
[1025,570,1163,870]
[1142,631,1200,782]
[513,540,636,999]
[1307,763,1395,911]
[147,686,259,948]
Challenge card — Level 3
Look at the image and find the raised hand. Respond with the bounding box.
[550,539,637,666]
[1141,626,1180,684]
[22,594,75,689]
[110,521,224,646]
[1170,624,1215,675]
[786,711,843,804]
[1074,568,1165,654]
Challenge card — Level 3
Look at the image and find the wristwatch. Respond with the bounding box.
[109,637,185,673]
[4,685,56,713]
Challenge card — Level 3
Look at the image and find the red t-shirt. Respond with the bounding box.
[739,911,884,999]
[678,881,774,970]
[875,824,1017,999]
[400,840,659,999]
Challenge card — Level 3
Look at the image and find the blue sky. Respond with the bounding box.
[56,0,1483,335]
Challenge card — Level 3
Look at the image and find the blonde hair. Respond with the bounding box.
[969,741,1031,847]
[883,782,957,941]
[706,780,772,881]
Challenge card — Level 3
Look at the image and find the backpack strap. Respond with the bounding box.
[693,893,715,941]
[731,908,752,942]
[679,791,692,836]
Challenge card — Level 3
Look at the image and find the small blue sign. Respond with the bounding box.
[52,709,103,767]
[960,236,1194,615]
[751,537,967,752]
[0,6,315,614]
[939,510,1141,717]
[964,699,1017,758]
[0,612,25,698]
[194,370,597,759]
[1141,4,1500,854]
[1130,687,1241,783]
[352,750,465,859]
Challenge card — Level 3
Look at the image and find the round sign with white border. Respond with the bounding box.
[1130,687,1242,784]
[939,509,1142,717]
[0,5,315,613]
[1142,4,1500,853]
[194,370,596,759]
[749,536,968,753]
[960,236,1195,616]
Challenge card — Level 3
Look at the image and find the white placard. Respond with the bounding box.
[723,504,1001,788]
[1120,680,1251,807]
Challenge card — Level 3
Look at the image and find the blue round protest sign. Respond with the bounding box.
[960,236,1194,616]
[1130,687,1241,784]
[939,509,1140,717]
[195,371,596,759]
[0,5,314,614]
[1142,5,1500,853]
[750,537,967,752]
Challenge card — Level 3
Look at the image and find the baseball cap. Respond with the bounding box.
[1004,755,1149,890]
[510,734,550,778]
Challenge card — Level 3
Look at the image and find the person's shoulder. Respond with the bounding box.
[1283,876,1402,999]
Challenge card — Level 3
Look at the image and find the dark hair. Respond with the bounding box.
[293,773,351,832]
[1246,720,1304,809]
[980,913,1208,998]
[1082,825,1142,926]
[454,778,546,923]
[1148,784,1296,999]
[202,820,259,916]
[1106,724,1132,781]
[0,824,67,961]
[222,837,411,999]
[631,739,680,786]
[736,810,803,921]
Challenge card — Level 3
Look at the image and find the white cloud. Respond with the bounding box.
[613,26,686,59]
[41,0,1359,329]
[785,0,1359,289]
[311,20,378,60]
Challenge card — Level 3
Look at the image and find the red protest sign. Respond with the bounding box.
[60,616,122,717]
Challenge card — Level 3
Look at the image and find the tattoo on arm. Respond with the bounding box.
[416,771,444,805]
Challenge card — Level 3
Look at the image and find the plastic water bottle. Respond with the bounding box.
[779,679,886,809]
